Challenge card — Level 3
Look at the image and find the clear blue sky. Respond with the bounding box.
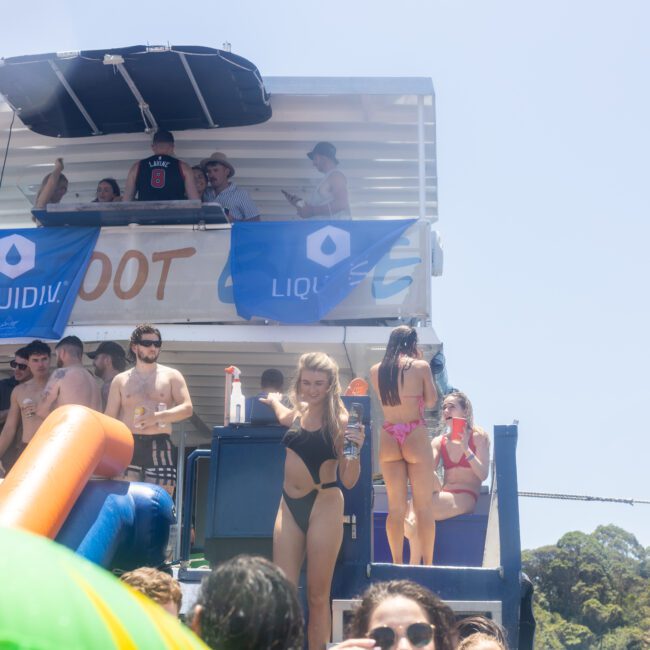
[2,0,649,551]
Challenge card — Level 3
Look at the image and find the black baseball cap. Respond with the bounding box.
[86,341,126,361]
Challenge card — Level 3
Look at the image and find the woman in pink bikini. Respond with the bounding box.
[405,391,490,564]
[370,326,438,564]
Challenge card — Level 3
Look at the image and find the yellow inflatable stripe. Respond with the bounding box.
[71,570,138,649]
[130,590,197,649]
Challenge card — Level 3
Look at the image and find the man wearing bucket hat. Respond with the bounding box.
[282,142,350,219]
[201,151,260,221]
[86,341,128,410]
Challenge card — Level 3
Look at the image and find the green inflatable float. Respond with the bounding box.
[0,526,208,649]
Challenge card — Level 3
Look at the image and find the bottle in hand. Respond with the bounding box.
[343,402,364,459]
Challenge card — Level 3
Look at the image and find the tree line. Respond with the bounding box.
[522,524,650,649]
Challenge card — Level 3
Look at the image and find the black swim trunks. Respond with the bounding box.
[128,433,177,488]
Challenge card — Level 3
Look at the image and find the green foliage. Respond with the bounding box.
[523,524,650,649]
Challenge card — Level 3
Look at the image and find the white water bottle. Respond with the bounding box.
[229,376,246,423]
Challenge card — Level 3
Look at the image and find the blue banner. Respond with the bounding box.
[0,228,100,339]
[231,220,416,323]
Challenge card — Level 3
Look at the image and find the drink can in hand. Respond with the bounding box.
[156,402,167,428]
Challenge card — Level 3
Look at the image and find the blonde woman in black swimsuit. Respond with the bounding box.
[262,352,364,650]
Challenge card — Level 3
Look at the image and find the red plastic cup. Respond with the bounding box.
[450,417,466,441]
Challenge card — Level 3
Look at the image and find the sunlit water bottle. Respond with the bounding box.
[156,402,167,428]
[343,402,364,459]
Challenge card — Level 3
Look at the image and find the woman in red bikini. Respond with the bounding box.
[405,391,490,564]
[370,326,438,565]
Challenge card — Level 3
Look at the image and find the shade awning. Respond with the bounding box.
[0,45,272,138]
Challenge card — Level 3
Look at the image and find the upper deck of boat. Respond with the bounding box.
[0,76,437,227]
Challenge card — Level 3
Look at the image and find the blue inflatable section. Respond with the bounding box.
[56,480,175,570]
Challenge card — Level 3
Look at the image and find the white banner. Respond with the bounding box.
[69,222,430,325]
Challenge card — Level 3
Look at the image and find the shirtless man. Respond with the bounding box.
[0,340,52,475]
[0,347,32,426]
[105,323,193,494]
[36,335,102,418]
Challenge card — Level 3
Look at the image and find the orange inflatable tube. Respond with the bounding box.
[0,405,133,538]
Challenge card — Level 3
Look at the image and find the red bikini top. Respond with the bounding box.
[440,432,476,470]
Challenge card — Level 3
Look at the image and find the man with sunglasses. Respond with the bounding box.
[0,341,52,476]
[0,348,32,427]
[105,323,193,495]
[37,336,102,419]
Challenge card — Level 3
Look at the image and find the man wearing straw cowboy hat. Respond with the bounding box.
[201,151,260,221]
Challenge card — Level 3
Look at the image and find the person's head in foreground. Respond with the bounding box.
[455,615,507,647]
[457,632,507,650]
[345,580,457,650]
[120,567,182,617]
[191,555,304,650]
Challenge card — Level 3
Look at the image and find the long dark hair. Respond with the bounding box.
[378,326,418,406]
[347,580,458,650]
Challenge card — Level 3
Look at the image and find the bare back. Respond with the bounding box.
[60,366,102,410]
[39,365,102,416]
[370,358,437,424]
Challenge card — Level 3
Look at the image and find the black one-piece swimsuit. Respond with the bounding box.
[282,422,338,534]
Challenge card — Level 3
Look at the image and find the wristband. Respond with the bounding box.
[465,451,475,461]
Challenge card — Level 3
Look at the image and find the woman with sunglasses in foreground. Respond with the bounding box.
[334,580,457,650]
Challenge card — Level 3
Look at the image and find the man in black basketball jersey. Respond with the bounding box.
[124,130,199,201]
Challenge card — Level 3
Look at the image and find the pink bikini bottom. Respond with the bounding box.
[382,418,426,446]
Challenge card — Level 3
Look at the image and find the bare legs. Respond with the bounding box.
[404,499,430,565]
[380,427,435,564]
[381,456,408,563]
[273,490,344,650]
[404,490,477,564]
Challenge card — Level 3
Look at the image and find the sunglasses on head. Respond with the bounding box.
[368,623,435,649]
[136,340,162,348]
[10,360,28,370]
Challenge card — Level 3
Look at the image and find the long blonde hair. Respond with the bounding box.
[290,352,346,443]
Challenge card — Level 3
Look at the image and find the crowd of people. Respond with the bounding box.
[0,323,494,648]
[33,130,351,222]
[121,558,507,649]
[0,324,192,495]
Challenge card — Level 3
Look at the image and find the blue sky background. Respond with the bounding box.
[2,0,649,551]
